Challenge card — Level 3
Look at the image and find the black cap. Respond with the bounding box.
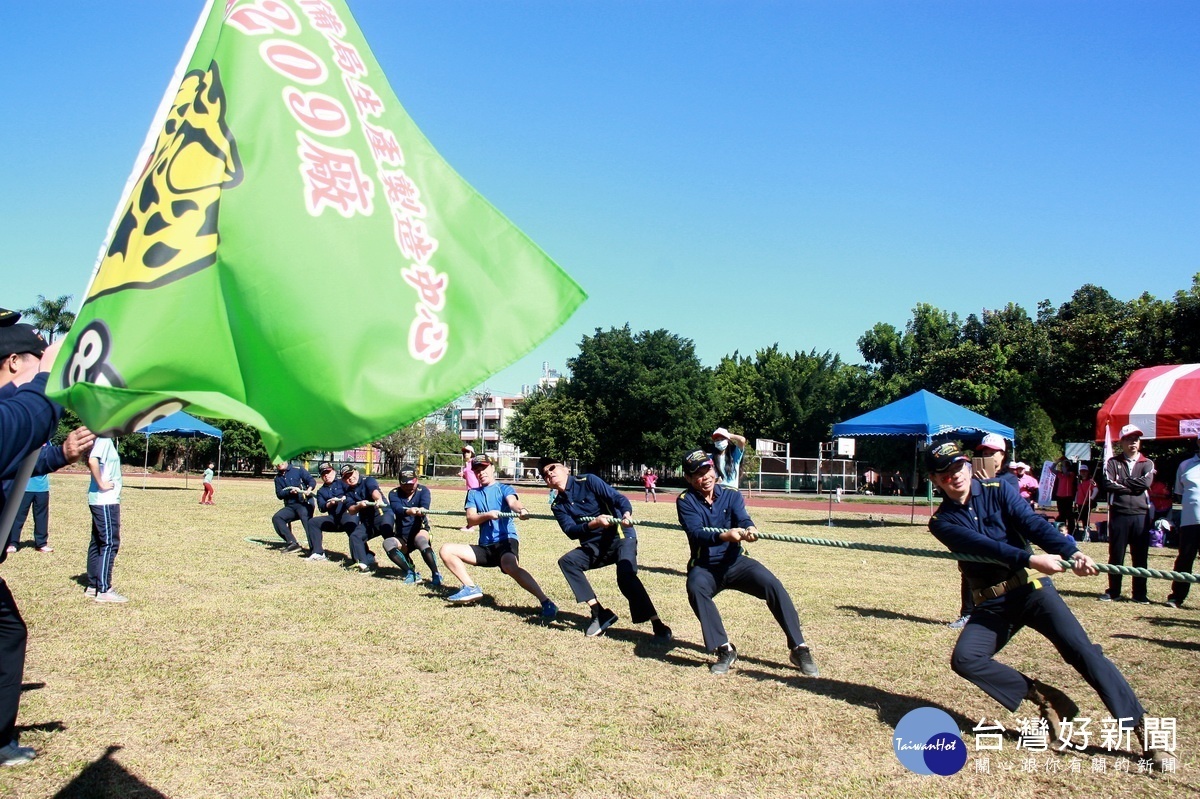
[470,454,493,469]
[0,324,47,357]
[925,442,970,474]
[0,308,20,327]
[339,463,356,476]
[399,469,417,483]
[681,449,714,475]
[318,462,334,474]
[538,456,564,472]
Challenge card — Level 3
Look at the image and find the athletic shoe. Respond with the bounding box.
[353,562,372,573]
[0,740,36,767]
[1133,596,1151,605]
[35,545,53,553]
[284,542,302,553]
[540,599,558,622]
[948,615,970,629]
[4,546,14,554]
[790,644,820,677]
[430,573,444,588]
[403,571,421,585]
[1134,720,1173,771]
[447,585,483,603]
[585,608,618,637]
[95,589,129,604]
[1098,592,1113,602]
[652,622,673,643]
[710,643,738,675]
[1025,680,1078,745]
[84,587,97,599]
[1165,598,1181,609]
[305,553,327,561]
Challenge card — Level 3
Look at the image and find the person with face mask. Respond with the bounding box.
[709,428,747,489]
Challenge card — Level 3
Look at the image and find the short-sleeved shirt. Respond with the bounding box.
[461,465,481,490]
[1174,454,1200,527]
[88,437,122,506]
[203,468,214,484]
[465,482,518,545]
[714,445,744,489]
[26,474,49,493]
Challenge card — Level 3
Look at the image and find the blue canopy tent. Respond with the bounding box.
[832,390,1015,520]
[135,412,223,489]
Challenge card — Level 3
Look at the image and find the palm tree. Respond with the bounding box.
[21,294,75,342]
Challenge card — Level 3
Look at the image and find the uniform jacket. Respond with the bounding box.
[676,484,753,570]
[274,466,315,505]
[550,473,634,544]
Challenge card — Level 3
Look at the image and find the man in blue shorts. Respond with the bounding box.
[387,468,442,586]
[439,454,557,620]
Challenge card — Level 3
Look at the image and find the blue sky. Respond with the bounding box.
[2,1,1197,399]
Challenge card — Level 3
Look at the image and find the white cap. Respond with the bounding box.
[1119,423,1143,440]
[977,433,1006,453]
[1009,462,1028,471]
[712,427,730,440]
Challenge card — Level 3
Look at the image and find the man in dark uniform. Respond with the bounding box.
[541,456,672,640]
[387,468,442,585]
[676,449,818,676]
[341,464,410,574]
[302,462,350,561]
[925,442,1169,767]
[272,461,315,553]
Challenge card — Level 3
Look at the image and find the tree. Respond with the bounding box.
[504,384,597,462]
[375,421,426,476]
[21,294,76,342]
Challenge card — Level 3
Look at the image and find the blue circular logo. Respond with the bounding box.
[892,707,967,775]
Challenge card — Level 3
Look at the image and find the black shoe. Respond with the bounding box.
[284,542,302,553]
[585,608,619,637]
[1133,597,1151,605]
[710,644,737,675]
[652,622,673,643]
[790,644,820,677]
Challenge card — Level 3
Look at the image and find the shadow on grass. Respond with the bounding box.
[21,681,45,693]
[637,564,688,579]
[1145,615,1200,630]
[1110,633,1200,653]
[52,745,169,799]
[135,485,191,492]
[836,604,947,626]
[16,720,64,735]
[780,518,890,530]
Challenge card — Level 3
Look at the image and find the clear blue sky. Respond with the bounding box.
[2,1,1197,399]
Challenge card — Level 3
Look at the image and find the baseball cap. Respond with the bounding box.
[0,307,20,327]
[681,449,714,475]
[1008,461,1029,471]
[1119,424,1143,440]
[470,454,493,470]
[977,433,1006,453]
[318,462,334,474]
[538,455,564,472]
[399,468,417,484]
[924,442,970,474]
[339,463,356,476]
[1078,463,1090,472]
[0,324,47,358]
[712,427,731,441]
[462,445,475,454]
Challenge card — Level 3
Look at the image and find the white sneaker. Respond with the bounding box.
[4,546,14,554]
[95,589,129,603]
[0,740,36,766]
[305,553,327,561]
[84,587,97,598]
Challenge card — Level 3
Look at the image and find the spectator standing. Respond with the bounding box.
[1098,425,1154,604]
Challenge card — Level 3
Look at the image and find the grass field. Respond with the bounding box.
[0,473,1194,798]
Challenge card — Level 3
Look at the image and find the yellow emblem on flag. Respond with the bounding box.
[87,63,243,302]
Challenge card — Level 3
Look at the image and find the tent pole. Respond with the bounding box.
[910,440,918,524]
[143,433,149,490]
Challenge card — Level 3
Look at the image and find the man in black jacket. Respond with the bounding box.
[1098,424,1154,603]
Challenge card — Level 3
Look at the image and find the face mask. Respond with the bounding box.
[713,439,728,452]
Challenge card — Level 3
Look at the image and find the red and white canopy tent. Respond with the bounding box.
[1096,364,1200,441]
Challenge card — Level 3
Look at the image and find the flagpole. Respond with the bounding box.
[78,0,219,306]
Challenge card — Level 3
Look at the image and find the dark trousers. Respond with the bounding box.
[686,555,805,652]
[1168,524,1200,604]
[7,491,49,548]
[87,504,121,593]
[958,574,975,618]
[349,512,395,566]
[271,504,311,547]
[0,578,27,747]
[951,579,1144,720]
[306,516,356,556]
[1108,513,1150,600]
[1055,498,1075,530]
[558,534,657,623]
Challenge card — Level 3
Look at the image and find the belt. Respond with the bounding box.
[971,570,1040,605]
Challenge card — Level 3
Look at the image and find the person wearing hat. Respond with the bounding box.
[271,460,316,554]
[676,449,818,676]
[1009,462,1039,508]
[438,454,558,620]
[387,468,442,586]
[925,442,1167,768]
[458,446,479,533]
[302,462,350,561]
[1097,424,1154,603]
[540,456,672,640]
[1166,438,1200,609]
[709,428,747,489]
[1070,463,1098,541]
[0,313,68,765]
[341,464,407,574]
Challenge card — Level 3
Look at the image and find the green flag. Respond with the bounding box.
[50,0,585,460]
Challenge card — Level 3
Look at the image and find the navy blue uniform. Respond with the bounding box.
[305,479,355,556]
[388,485,431,544]
[346,476,395,567]
[929,477,1145,720]
[551,474,658,624]
[676,485,806,652]
[0,372,61,749]
[271,466,315,547]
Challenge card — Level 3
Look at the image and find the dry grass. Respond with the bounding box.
[0,474,1194,798]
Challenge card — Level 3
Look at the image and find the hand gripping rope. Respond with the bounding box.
[438,510,1200,585]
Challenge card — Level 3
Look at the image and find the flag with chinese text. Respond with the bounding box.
[50,0,586,459]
